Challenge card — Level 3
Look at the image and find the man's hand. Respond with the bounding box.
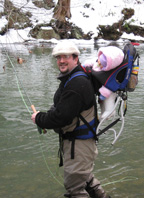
[31,111,39,124]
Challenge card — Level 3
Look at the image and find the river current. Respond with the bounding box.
[0,42,144,198]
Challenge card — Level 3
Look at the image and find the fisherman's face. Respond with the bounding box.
[56,54,78,74]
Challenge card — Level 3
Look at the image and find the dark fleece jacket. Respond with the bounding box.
[35,65,97,129]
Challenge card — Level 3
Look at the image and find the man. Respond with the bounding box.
[31,40,111,198]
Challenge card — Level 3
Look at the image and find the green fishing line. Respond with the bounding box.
[2,45,63,186]
[102,176,138,187]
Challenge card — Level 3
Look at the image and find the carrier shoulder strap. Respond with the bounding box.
[64,71,88,87]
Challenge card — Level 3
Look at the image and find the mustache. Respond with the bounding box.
[59,63,68,66]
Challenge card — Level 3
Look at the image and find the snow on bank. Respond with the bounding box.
[0,0,144,44]
[70,0,144,36]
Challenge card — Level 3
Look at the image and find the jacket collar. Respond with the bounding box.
[57,65,81,81]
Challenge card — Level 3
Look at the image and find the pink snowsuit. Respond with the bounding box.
[91,46,124,98]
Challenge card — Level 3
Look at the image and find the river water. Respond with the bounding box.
[0,42,144,198]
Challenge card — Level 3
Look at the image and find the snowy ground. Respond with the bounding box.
[0,0,144,44]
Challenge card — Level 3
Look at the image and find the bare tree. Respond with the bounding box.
[53,0,71,22]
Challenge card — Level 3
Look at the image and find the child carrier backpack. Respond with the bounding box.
[88,43,140,144]
[90,43,140,94]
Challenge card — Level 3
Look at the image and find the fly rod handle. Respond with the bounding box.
[31,104,37,113]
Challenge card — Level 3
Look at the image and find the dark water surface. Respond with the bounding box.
[0,42,144,198]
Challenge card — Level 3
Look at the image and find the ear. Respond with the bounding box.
[74,56,79,64]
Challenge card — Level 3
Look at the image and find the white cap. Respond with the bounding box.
[52,40,80,57]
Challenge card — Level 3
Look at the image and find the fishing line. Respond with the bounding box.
[102,176,138,187]
[5,50,32,112]
[1,1,63,186]
[1,42,63,187]
[38,137,64,187]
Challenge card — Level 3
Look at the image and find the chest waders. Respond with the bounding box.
[59,71,99,167]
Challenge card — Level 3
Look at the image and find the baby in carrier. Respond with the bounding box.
[83,46,124,119]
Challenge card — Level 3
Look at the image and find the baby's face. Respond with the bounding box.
[98,58,103,68]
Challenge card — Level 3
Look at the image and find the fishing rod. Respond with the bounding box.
[3,45,46,134]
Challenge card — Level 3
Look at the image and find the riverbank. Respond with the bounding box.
[0,0,144,44]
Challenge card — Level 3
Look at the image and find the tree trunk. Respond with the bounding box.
[53,0,71,22]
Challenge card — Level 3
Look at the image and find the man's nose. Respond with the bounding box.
[60,57,65,62]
